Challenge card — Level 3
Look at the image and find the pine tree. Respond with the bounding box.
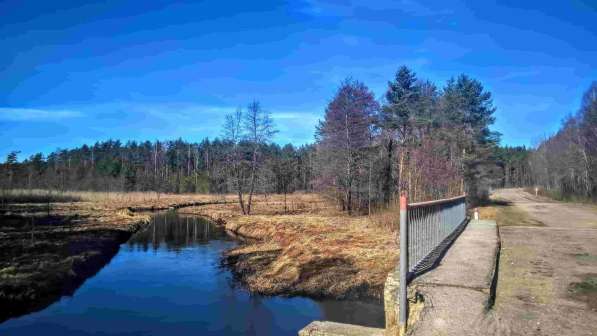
[442,75,499,201]
[380,66,422,196]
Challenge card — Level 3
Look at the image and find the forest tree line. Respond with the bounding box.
[3,65,549,212]
[0,138,315,198]
[528,82,597,200]
[460,81,597,201]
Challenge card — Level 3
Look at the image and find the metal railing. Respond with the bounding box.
[399,193,467,330]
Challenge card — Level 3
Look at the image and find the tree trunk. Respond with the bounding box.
[247,147,258,215]
[368,156,372,216]
[284,188,287,214]
[398,148,405,194]
[578,134,591,197]
[236,163,246,214]
[383,139,394,206]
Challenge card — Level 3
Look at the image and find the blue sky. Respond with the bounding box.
[1,0,596,160]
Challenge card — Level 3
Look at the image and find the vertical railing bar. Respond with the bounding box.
[421,207,424,265]
[417,207,420,268]
[414,207,417,271]
[421,209,429,259]
[413,208,416,271]
[409,208,412,271]
[434,204,439,248]
[415,207,418,271]
[412,208,415,271]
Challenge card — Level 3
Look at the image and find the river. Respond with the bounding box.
[0,211,384,335]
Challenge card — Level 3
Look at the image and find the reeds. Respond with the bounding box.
[0,189,82,204]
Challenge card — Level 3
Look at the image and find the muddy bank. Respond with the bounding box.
[0,193,233,322]
[126,200,231,212]
[180,197,397,301]
[0,227,133,321]
[0,208,150,322]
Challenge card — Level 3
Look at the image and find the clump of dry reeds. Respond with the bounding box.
[0,189,82,204]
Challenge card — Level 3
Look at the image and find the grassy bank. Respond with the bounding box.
[0,190,235,322]
[180,193,398,301]
[0,189,82,204]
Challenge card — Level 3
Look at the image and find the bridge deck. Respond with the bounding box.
[408,219,499,336]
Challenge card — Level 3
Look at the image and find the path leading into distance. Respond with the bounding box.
[488,188,597,336]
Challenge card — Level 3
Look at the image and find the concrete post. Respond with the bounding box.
[384,270,399,336]
[399,193,408,331]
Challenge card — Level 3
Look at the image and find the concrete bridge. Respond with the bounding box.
[299,218,499,336]
[301,188,597,335]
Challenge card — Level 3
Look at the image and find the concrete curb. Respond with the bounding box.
[298,321,385,336]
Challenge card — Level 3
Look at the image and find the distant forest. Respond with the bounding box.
[528,82,597,201]
[7,66,588,211]
[1,138,315,196]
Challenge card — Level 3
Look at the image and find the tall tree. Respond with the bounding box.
[274,144,296,213]
[4,151,20,189]
[380,66,421,199]
[244,100,277,215]
[316,78,379,213]
[223,107,248,214]
[442,74,499,201]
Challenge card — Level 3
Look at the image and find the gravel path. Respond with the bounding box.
[488,189,597,336]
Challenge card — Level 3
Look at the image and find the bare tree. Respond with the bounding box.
[316,78,378,213]
[223,108,247,214]
[244,100,277,214]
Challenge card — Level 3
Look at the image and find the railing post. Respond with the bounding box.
[399,192,408,332]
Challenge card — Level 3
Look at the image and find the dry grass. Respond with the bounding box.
[0,189,189,320]
[1,189,232,209]
[0,189,82,203]
[0,190,236,226]
[367,203,401,231]
[478,199,543,227]
[182,193,398,300]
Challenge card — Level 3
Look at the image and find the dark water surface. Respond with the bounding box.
[0,212,384,335]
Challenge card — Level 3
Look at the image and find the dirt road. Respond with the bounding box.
[489,189,597,336]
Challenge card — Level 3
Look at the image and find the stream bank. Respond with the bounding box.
[1,210,385,335]
[1,192,396,324]
[178,195,398,302]
[0,210,149,322]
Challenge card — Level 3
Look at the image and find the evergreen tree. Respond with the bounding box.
[442,75,499,201]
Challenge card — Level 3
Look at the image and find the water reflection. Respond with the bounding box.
[128,212,226,252]
[0,211,384,335]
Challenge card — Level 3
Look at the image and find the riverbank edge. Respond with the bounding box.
[2,196,389,323]
[1,200,232,323]
[0,209,152,323]
[184,209,389,303]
